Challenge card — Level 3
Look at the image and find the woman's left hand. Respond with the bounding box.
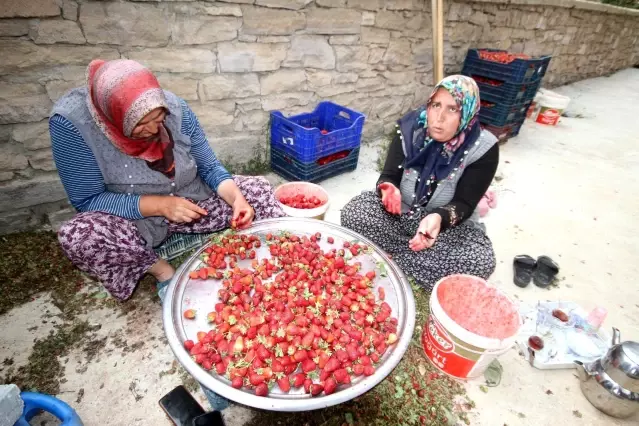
[231,198,255,229]
[409,213,442,251]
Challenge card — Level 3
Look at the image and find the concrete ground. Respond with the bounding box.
[1,68,638,425]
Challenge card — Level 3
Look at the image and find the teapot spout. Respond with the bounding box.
[574,361,590,382]
[611,327,621,346]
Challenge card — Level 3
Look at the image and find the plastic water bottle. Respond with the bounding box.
[586,307,608,331]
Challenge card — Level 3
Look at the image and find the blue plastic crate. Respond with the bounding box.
[466,74,542,106]
[462,49,552,84]
[479,99,532,127]
[271,147,360,183]
[270,101,365,163]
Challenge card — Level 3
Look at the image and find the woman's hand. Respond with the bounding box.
[409,213,442,251]
[378,182,401,215]
[158,196,208,223]
[231,197,255,229]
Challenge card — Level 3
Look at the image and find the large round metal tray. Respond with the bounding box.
[163,217,416,412]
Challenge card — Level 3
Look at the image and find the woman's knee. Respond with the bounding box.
[57,212,131,257]
[234,175,271,193]
[340,192,381,228]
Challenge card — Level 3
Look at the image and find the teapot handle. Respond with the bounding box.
[612,327,621,346]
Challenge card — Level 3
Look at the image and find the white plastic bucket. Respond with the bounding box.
[527,88,546,120]
[535,90,570,126]
[274,182,330,220]
[422,274,521,379]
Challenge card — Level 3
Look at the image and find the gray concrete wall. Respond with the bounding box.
[1,0,638,234]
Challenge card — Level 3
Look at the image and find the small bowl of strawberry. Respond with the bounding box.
[274,181,330,220]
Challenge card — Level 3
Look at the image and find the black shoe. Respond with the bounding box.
[513,255,536,288]
[532,255,560,288]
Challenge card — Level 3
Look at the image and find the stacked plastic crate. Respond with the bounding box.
[269,101,365,182]
[462,49,552,142]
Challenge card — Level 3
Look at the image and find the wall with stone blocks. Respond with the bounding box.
[0,0,637,234]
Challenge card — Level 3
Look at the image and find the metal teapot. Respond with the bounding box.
[575,328,639,419]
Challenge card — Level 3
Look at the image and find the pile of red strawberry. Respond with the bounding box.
[279,194,326,210]
[478,50,531,64]
[183,232,398,398]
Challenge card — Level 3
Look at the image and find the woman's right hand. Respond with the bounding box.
[378,182,401,215]
[158,196,208,223]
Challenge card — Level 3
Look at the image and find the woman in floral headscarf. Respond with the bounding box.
[341,75,499,290]
[49,59,285,302]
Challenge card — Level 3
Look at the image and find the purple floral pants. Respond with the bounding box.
[58,176,285,301]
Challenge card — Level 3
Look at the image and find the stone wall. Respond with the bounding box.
[1,0,638,234]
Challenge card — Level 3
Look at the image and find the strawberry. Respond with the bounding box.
[231,376,243,389]
[293,373,306,388]
[292,350,308,362]
[233,336,244,353]
[277,376,291,393]
[198,268,207,280]
[324,377,337,395]
[333,368,349,384]
[302,358,316,373]
[301,331,314,348]
[324,357,341,373]
[184,340,195,351]
[364,365,375,376]
[335,350,349,363]
[249,372,265,386]
[353,364,365,376]
[310,383,324,396]
[304,378,312,394]
[387,333,398,344]
[257,345,271,361]
[183,309,196,319]
[346,345,359,362]
[378,287,385,301]
[271,360,284,373]
[255,383,268,397]
[318,352,329,369]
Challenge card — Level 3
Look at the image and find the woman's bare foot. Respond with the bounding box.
[148,258,175,282]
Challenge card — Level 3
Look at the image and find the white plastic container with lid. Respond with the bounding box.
[535,89,571,126]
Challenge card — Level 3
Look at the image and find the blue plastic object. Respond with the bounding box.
[15,392,83,426]
[270,101,365,163]
[462,49,552,84]
[271,147,360,183]
[478,99,532,128]
[201,386,231,411]
[467,74,542,106]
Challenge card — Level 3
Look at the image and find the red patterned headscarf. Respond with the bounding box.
[86,59,170,163]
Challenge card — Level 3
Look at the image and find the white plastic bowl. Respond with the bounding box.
[274,182,330,220]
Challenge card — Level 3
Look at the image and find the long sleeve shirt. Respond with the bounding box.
[377,132,499,230]
[50,98,232,220]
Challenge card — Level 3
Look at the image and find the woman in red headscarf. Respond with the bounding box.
[50,59,285,301]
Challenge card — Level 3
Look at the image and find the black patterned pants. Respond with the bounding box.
[340,191,496,291]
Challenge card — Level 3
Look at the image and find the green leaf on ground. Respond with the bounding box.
[345,412,354,424]
[92,291,108,299]
[484,359,503,387]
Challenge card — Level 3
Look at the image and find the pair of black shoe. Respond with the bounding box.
[513,255,559,288]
